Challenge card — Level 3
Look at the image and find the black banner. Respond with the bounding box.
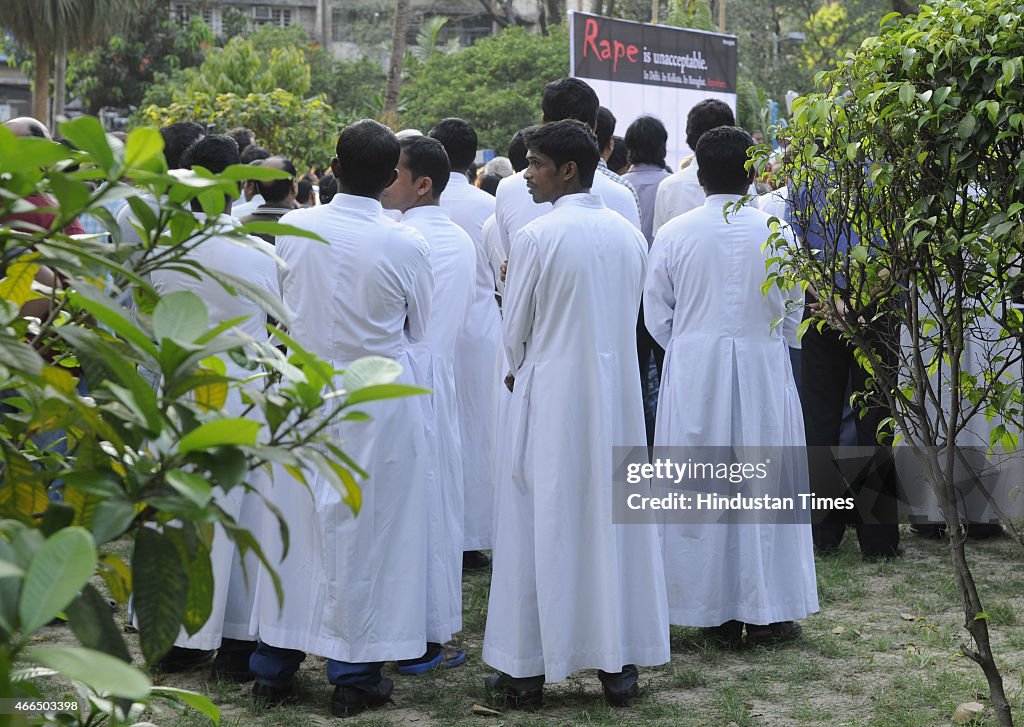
[571,11,738,94]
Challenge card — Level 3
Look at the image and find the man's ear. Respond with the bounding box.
[386,168,399,189]
[416,175,432,199]
[562,160,578,183]
[696,167,705,190]
[330,157,342,179]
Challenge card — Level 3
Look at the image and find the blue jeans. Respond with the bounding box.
[249,641,385,688]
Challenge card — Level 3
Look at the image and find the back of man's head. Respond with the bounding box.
[508,127,533,173]
[685,99,735,152]
[427,118,477,173]
[694,126,753,194]
[226,127,256,156]
[180,134,241,175]
[160,121,206,169]
[256,155,298,204]
[595,107,616,154]
[3,117,50,139]
[400,136,451,200]
[334,119,401,198]
[541,77,599,128]
[524,119,600,189]
[240,144,270,164]
[607,135,628,173]
[625,115,668,167]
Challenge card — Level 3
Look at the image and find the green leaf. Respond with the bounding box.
[133,528,188,664]
[25,646,150,699]
[0,559,23,579]
[957,115,978,139]
[19,527,97,635]
[154,290,209,344]
[343,356,403,392]
[48,172,92,217]
[179,537,213,637]
[218,164,292,182]
[237,221,325,242]
[165,469,214,509]
[345,383,429,406]
[178,418,260,453]
[124,127,165,168]
[68,288,159,360]
[91,499,137,545]
[898,83,914,106]
[150,686,221,725]
[66,584,132,662]
[59,116,116,175]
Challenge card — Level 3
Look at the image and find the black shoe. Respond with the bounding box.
[603,681,639,708]
[330,678,394,718]
[463,551,492,571]
[153,647,215,674]
[252,681,297,707]
[746,621,802,647]
[484,673,543,711]
[212,646,256,683]
[701,620,743,650]
[862,544,903,562]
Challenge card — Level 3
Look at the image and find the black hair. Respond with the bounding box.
[335,119,400,197]
[160,121,206,170]
[296,178,314,205]
[541,77,599,127]
[685,99,735,151]
[478,172,501,196]
[694,126,754,194]
[508,127,533,173]
[523,120,600,188]
[428,117,477,172]
[467,162,478,183]
[595,106,616,152]
[256,156,297,203]
[180,134,240,175]
[240,145,270,164]
[625,115,668,167]
[226,127,255,156]
[606,135,629,173]
[318,172,338,204]
[399,136,451,199]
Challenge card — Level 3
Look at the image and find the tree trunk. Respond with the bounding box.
[383,0,411,119]
[31,42,52,131]
[53,37,67,125]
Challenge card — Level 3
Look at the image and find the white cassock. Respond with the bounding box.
[755,186,803,350]
[251,194,433,663]
[494,170,642,258]
[481,214,505,299]
[149,214,279,649]
[439,172,504,551]
[401,205,476,642]
[653,162,755,237]
[483,193,670,681]
[644,195,819,627]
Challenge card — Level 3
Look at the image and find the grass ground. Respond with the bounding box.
[50,527,1024,726]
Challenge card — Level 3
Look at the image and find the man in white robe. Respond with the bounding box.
[644,126,818,646]
[428,118,504,564]
[382,135,476,669]
[148,135,278,681]
[248,120,433,718]
[493,78,642,258]
[483,120,669,709]
[651,99,740,236]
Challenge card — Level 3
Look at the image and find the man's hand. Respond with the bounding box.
[504,371,515,392]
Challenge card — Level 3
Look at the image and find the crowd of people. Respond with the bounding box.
[4,73,916,718]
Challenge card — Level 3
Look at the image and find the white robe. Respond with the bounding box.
[401,205,476,643]
[644,195,819,626]
[653,162,755,237]
[149,214,279,649]
[439,172,504,551]
[494,170,642,258]
[250,194,433,663]
[483,193,670,681]
[754,187,802,349]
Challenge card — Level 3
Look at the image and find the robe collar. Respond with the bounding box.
[703,193,745,208]
[401,205,450,224]
[552,192,605,211]
[329,193,384,217]
[447,171,469,186]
